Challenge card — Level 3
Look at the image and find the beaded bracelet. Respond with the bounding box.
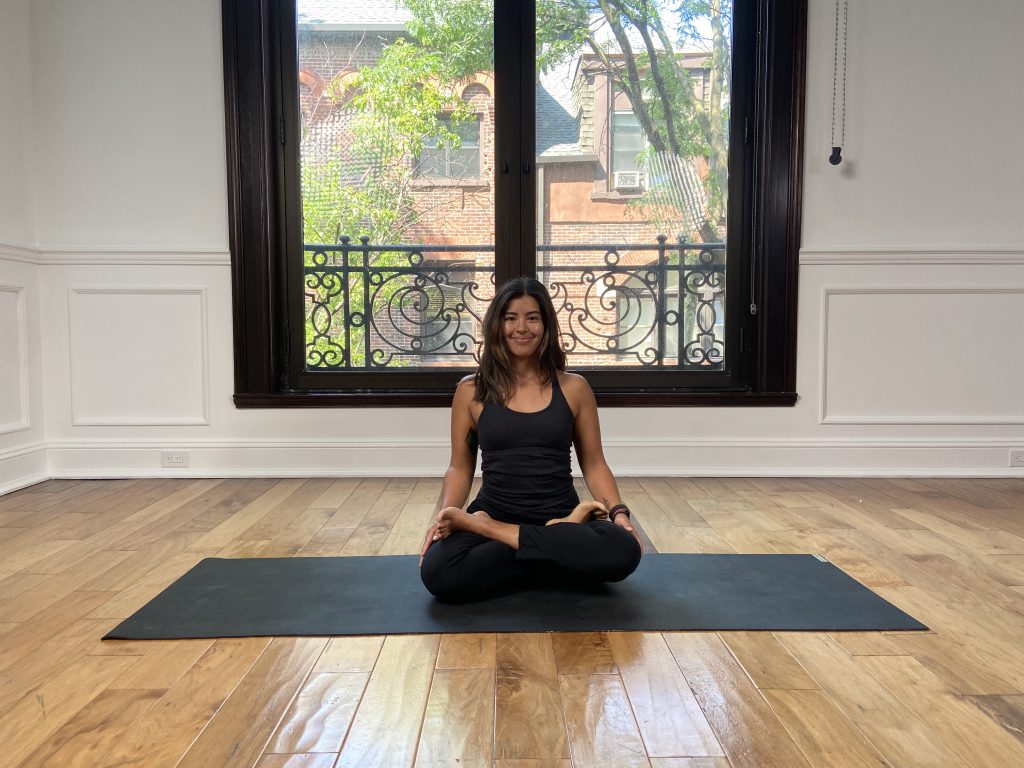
[608,503,631,521]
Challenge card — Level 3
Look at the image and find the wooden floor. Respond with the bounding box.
[1,477,1024,767]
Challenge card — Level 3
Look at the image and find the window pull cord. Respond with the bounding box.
[830,0,848,165]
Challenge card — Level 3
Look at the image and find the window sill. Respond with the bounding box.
[234,390,798,408]
[590,190,645,202]
[411,178,489,189]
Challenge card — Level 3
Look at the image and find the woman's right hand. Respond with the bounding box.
[419,522,440,567]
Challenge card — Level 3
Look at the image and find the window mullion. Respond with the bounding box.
[494,0,535,283]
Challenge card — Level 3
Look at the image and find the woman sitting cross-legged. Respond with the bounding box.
[419,277,642,602]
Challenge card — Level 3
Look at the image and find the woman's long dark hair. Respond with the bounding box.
[474,277,566,404]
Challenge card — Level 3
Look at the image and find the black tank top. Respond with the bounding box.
[471,374,580,524]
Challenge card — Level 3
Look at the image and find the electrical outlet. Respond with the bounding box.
[161,451,190,468]
[1011,448,1024,467]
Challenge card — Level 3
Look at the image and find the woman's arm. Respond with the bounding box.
[439,377,478,509]
[568,374,621,509]
[568,374,639,543]
[421,377,477,564]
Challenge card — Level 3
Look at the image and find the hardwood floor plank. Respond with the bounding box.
[495,633,568,760]
[664,632,810,768]
[340,489,411,556]
[436,633,497,669]
[188,480,306,552]
[964,694,1024,747]
[761,689,889,768]
[238,479,336,541]
[886,631,1019,695]
[606,632,722,758]
[258,506,336,558]
[103,637,272,767]
[313,635,385,674]
[0,549,136,622]
[105,638,214,690]
[983,554,1024,586]
[17,687,163,768]
[648,760,732,768]
[86,551,205,620]
[267,671,369,753]
[777,632,961,767]
[0,654,140,768]
[336,634,440,768]
[718,632,818,690]
[378,501,436,556]
[0,590,116,674]
[256,754,339,768]
[175,637,328,768]
[551,632,617,675]
[559,673,650,768]
[415,667,495,767]
[856,654,1024,768]
[308,477,363,509]
[874,584,1024,689]
[827,632,906,657]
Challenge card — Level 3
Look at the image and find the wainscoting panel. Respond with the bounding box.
[0,284,29,434]
[821,288,1024,424]
[68,287,209,426]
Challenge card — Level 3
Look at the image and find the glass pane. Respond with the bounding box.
[536,0,731,368]
[298,0,495,370]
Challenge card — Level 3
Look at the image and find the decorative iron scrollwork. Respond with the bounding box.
[303,237,724,370]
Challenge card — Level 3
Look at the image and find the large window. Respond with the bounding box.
[223,0,805,406]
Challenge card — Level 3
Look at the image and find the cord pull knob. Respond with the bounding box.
[829,146,843,165]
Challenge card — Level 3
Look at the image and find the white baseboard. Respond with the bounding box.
[31,437,1024,480]
[0,442,49,494]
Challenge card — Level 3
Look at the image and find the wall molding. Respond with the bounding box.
[801,247,1024,265]
[819,287,1024,425]
[67,287,210,426]
[0,284,30,434]
[39,248,231,266]
[0,242,230,265]
[0,242,40,263]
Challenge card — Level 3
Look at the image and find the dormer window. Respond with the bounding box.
[611,111,645,190]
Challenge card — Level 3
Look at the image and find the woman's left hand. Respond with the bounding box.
[613,512,641,548]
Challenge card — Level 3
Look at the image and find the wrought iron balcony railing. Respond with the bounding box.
[304,235,725,370]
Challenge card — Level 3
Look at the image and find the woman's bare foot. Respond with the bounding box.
[435,507,520,549]
[435,506,482,538]
[546,500,608,526]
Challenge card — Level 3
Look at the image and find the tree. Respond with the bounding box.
[537,0,732,242]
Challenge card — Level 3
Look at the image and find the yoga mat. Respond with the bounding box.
[103,554,926,639]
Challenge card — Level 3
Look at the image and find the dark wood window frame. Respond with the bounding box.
[223,0,805,408]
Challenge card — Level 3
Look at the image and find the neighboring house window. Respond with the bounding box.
[416,118,480,179]
[611,111,644,189]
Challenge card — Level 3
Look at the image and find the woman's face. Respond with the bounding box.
[502,294,545,361]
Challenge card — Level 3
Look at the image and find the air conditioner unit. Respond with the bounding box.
[614,171,642,190]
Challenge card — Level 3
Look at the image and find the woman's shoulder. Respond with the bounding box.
[556,371,595,414]
[557,370,592,392]
[454,373,485,422]
[454,373,477,401]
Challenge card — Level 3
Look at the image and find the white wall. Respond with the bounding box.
[2,0,1023,490]
[0,0,47,492]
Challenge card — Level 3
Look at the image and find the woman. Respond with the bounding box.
[419,277,642,601]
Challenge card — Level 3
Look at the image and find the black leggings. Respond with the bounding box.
[420,520,642,602]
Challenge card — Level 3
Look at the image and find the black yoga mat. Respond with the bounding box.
[103,554,926,639]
